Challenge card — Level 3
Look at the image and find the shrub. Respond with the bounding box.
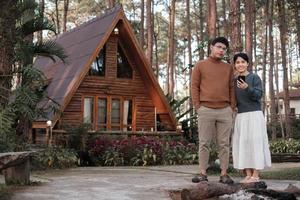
[31,146,78,170]
[88,136,198,166]
[269,139,300,154]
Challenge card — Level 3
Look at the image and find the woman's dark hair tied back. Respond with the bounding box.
[233,52,249,63]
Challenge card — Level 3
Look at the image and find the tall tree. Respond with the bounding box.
[193,0,205,60]
[55,0,60,34]
[167,0,176,97]
[186,0,193,118]
[275,38,285,138]
[107,0,116,8]
[146,0,153,66]
[288,0,300,56]
[207,0,216,41]
[63,0,69,32]
[277,0,292,138]
[245,0,254,71]
[267,0,277,139]
[38,0,45,43]
[139,0,145,49]
[229,0,242,53]
[0,0,17,107]
[221,0,228,38]
[262,4,268,113]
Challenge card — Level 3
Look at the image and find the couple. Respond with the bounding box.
[191,37,272,184]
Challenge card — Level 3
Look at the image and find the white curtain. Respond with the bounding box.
[84,98,93,123]
[123,100,129,131]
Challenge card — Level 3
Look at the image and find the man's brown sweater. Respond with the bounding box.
[191,57,236,110]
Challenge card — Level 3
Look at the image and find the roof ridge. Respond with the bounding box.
[54,4,122,41]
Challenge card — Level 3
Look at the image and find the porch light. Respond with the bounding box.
[46,120,52,127]
[114,27,119,34]
[46,120,53,146]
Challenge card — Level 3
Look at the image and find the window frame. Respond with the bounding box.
[89,45,106,77]
[82,95,135,131]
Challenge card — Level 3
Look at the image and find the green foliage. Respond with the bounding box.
[269,139,300,154]
[88,136,198,166]
[0,108,17,152]
[0,184,12,200]
[31,147,78,170]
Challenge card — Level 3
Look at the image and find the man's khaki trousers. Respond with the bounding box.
[197,106,233,171]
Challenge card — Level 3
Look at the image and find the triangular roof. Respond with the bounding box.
[278,89,300,100]
[34,5,176,128]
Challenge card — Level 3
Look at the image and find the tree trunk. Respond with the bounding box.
[277,0,292,138]
[275,38,285,138]
[221,0,228,38]
[291,0,300,56]
[229,0,242,53]
[186,0,193,121]
[245,0,254,71]
[268,0,277,140]
[38,0,45,43]
[154,32,159,79]
[167,0,175,98]
[253,9,257,73]
[63,0,69,32]
[107,0,116,8]
[193,0,204,60]
[55,0,60,34]
[207,0,216,54]
[0,0,17,107]
[146,0,153,66]
[140,0,145,49]
[262,5,268,114]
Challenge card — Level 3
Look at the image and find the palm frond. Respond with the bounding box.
[18,17,56,37]
[16,0,36,20]
[33,41,68,63]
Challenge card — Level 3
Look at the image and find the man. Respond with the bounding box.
[191,37,235,184]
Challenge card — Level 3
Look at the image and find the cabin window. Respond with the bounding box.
[123,99,132,131]
[111,98,121,130]
[117,44,133,79]
[97,98,107,130]
[89,45,106,76]
[83,97,94,124]
[83,96,133,131]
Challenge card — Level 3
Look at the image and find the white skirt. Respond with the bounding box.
[232,111,272,170]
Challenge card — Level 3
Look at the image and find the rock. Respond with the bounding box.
[180,181,268,200]
[284,184,300,197]
[246,188,297,200]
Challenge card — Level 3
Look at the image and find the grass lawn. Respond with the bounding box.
[260,168,300,180]
[227,167,300,180]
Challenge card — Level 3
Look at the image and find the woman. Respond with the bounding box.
[232,52,271,183]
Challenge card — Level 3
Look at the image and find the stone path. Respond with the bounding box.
[0,163,299,200]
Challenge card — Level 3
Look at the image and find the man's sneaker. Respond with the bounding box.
[192,173,208,183]
[219,174,234,184]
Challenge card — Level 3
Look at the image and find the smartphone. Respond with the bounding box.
[238,75,246,82]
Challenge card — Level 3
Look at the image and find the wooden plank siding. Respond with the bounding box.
[60,34,159,131]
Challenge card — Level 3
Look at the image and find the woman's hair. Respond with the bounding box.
[233,52,249,64]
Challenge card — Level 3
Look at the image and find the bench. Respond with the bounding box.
[0,151,35,185]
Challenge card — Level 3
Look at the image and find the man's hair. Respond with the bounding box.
[211,37,229,48]
[233,52,249,64]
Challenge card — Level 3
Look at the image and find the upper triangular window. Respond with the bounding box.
[89,45,106,76]
[117,44,133,79]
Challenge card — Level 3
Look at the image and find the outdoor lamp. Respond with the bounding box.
[114,27,119,34]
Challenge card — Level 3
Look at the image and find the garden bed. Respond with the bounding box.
[271,153,300,163]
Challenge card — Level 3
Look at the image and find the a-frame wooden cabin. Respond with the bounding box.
[32,5,177,143]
